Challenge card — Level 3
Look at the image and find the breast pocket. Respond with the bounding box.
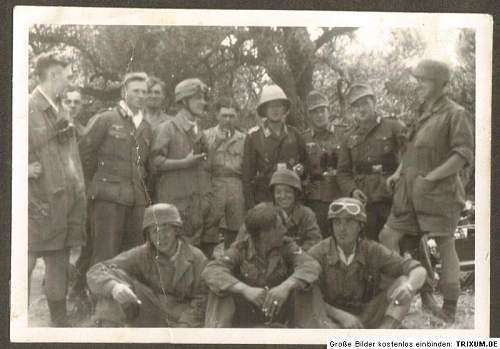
[89,175,122,202]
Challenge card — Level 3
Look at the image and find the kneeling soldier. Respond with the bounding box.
[308,198,426,329]
[202,202,321,328]
[87,203,208,327]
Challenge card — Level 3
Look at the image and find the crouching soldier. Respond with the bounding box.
[235,168,322,251]
[87,203,208,327]
[308,198,426,329]
[202,203,321,328]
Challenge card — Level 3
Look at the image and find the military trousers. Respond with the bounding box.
[305,200,331,238]
[92,270,202,327]
[90,201,145,265]
[28,248,70,302]
[366,201,392,241]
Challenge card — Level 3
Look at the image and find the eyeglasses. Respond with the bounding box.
[329,202,362,216]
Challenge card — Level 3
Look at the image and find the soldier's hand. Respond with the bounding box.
[386,173,400,192]
[28,162,43,179]
[263,284,291,318]
[352,189,368,203]
[293,163,305,177]
[111,283,141,305]
[242,286,266,308]
[185,151,207,167]
[338,312,364,329]
[388,281,414,306]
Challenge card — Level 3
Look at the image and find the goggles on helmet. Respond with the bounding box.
[329,202,362,216]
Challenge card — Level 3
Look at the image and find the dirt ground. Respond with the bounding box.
[28,249,475,329]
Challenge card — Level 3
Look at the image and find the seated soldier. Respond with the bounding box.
[87,203,208,327]
[202,202,321,328]
[233,168,322,251]
[308,198,427,329]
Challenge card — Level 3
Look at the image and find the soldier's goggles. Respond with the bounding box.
[329,202,362,216]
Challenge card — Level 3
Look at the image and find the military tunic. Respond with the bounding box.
[303,124,347,235]
[204,126,246,233]
[337,116,404,239]
[308,237,421,328]
[79,104,152,264]
[202,236,320,327]
[242,121,307,209]
[386,95,474,235]
[87,241,208,327]
[235,204,322,251]
[150,109,216,247]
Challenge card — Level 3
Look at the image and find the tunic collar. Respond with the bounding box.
[36,86,59,113]
[328,237,366,266]
[262,119,289,138]
[174,108,199,134]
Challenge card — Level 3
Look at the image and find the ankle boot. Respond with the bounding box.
[47,299,70,327]
[378,315,401,329]
[442,299,458,324]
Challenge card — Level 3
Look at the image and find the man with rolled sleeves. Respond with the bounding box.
[242,84,307,210]
[303,90,346,236]
[337,83,405,240]
[150,78,216,256]
[28,53,86,326]
[79,72,152,265]
[308,198,426,329]
[379,59,474,323]
[87,203,208,327]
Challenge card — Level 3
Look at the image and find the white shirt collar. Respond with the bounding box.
[337,244,356,266]
[119,100,143,128]
[37,86,59,113]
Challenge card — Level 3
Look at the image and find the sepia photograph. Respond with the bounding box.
[11,7,492,343]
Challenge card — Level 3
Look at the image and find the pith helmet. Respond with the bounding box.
[347,84,375,105]
[143,203,183,231]
[412,59,451,82]
[175,78,209,103]
[269,168,302,193]
[257,85,291,117]
[307,90,329,111]
[327,197,367,223]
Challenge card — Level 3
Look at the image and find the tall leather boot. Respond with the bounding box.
[442,299,458,324]
[47,299,70,327]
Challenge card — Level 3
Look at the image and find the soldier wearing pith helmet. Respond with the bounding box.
[379,59,474,324]
[303,90,346,236]
[242,84,307,209]
[336,83,405,241]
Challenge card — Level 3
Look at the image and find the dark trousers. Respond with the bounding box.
[29,248,70,302]
[366,201,392,241]
[90,201,145,265]
[305,200,331,238]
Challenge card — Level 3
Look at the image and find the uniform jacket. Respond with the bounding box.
[29,88,86,251]
[79,105,152,206]
[392,95,474,234]
[235,204,322,251]
[303,125,347,202]
[202,235,320,295]
[308,237,421,314]
[204,125,246,178]
[144,110,171,130]
[150,109,211,203]
[337,116,405,203]
[242,120,307,209]
[87,241,208,327]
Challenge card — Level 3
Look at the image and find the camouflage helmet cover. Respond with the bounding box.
[411,59,451,82]
[175,78,209,103]
[269,168,302,193]
[143,203,183,231]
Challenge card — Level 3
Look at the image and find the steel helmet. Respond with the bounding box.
[143,203,183,231]
[269,168,302,193]
[306,90,329,111]
[257,85,291,117]
[327,197,367,223]
[347,84,375,106]
[175,78,209,103]
[412,59,451,82]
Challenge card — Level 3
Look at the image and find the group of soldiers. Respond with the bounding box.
[28,51,474,329]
